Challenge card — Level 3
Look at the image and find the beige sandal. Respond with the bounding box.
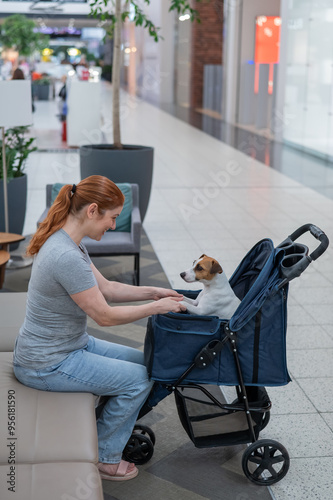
[97,460,138,481]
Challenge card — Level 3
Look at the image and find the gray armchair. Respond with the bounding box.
[38,183,142,285]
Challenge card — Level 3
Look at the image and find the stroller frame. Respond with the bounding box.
[172,324,270,441]
[123,225,329,486]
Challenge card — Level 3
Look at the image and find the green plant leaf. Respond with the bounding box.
[0,14,50,56]
[0,126,37,180]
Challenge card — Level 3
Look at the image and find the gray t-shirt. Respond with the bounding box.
[14,229,97,368]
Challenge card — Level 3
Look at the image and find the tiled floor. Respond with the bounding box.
[20,82,333,499]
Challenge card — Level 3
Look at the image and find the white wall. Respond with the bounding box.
[281,0,333,159]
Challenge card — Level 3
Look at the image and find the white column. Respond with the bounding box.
[271,0,289,142]
[159,1,176,104]
[222,0,243,124]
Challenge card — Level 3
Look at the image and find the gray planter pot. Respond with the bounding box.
[80,144,154,221]
[0,174,27,250]
[32,84,50,101]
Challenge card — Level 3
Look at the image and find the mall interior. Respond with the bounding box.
[0,1,333,499]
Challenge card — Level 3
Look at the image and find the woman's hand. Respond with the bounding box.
[150,287,183,301]
[153,296,186,315]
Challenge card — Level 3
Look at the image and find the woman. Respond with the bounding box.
[13,175,185,481]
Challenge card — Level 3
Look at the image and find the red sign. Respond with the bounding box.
[254,16,281,94]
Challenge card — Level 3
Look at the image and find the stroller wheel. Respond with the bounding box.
[242,439,290,485]
[133,424,156,445]
[123,433,154,465]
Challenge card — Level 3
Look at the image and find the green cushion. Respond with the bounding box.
[51,182,132,232]
[51,183,66,205]
[112,183,132,232]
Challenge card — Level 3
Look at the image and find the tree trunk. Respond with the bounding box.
[112,0,122,149]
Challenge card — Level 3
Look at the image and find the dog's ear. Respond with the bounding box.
[210,260,223,274]
[199,254,207,259]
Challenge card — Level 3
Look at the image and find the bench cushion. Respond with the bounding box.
[0,352,98,464]
[0,293,27,352]
[0,462,103,500]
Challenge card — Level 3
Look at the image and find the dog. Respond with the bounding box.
[180,254,241,319]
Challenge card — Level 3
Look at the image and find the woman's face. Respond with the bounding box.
[90,206,123,240]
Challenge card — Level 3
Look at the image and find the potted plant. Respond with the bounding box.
[32,75,52,101]
[80,0,200,220]
[0,126,37,247]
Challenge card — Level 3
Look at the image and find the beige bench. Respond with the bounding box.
[0,293,103,500]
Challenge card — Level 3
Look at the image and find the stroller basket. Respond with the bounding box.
[175,385,271,448]
[145,238,290,387]
[145,225,329,387]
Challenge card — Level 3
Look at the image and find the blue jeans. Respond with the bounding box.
[13,336,153,464]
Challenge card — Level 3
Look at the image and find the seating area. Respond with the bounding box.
[0,293,104,500]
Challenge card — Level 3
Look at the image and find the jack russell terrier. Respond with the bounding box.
[180,254,241,319]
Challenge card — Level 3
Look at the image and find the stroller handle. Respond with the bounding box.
[277,224,329,287]
[288,224,329,261]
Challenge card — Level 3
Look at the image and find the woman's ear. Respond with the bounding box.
[87,203,99,219]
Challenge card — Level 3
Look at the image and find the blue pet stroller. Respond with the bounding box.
[122,224,329,485]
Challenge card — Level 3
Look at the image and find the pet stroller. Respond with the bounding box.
[122,224,329,485]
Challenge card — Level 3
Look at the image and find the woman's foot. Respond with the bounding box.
[97,460,138,481]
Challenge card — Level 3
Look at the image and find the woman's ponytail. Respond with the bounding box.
[26,184,73,256]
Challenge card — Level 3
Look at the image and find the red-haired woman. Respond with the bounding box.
[13,175,185,481]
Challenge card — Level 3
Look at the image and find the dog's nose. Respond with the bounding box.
[180,272,186,279]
